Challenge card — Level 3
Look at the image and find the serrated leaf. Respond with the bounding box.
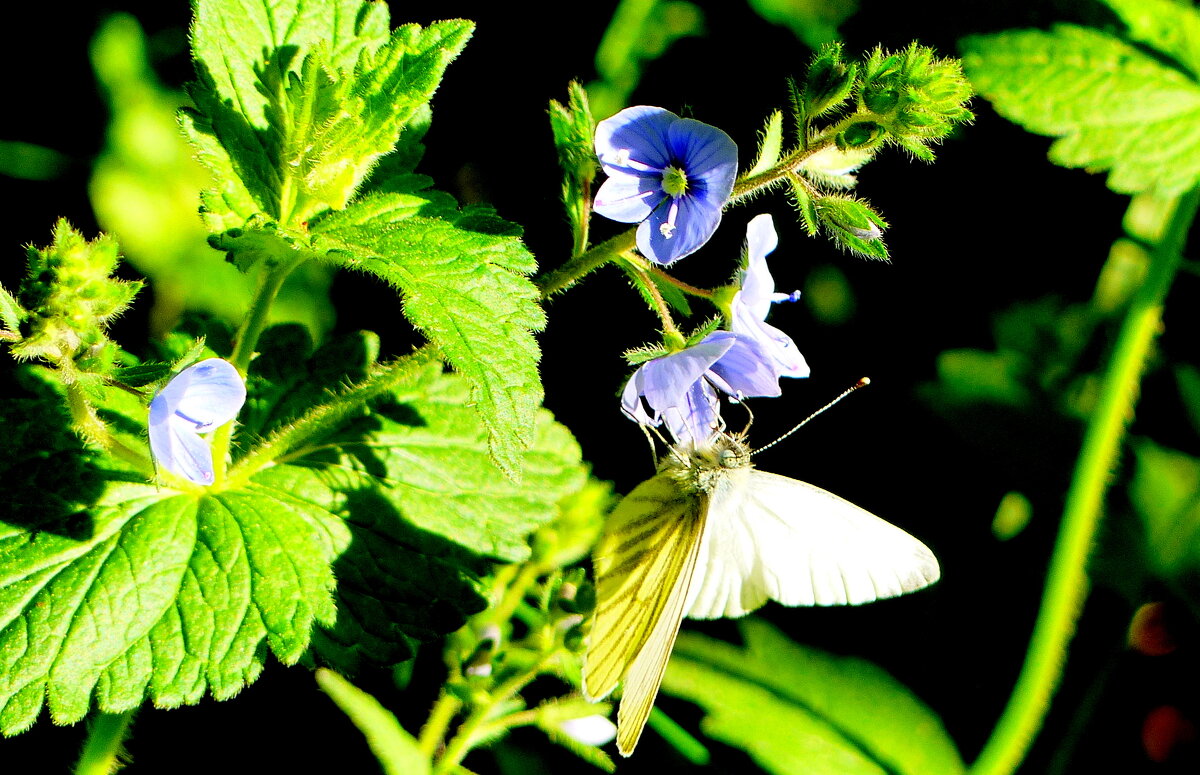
[0,479,347,734]
[316,669,431,775]
[311,194,545,478]
[0,361,582,730]
[184,0,470,229]
[961,25,1200,195]
[1101,0,1200,78]
[662,620,964,775]
[307,365,585,562]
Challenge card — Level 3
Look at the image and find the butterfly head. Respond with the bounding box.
[664,432,753,495]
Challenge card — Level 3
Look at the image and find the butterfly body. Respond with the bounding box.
[582,431,940,755]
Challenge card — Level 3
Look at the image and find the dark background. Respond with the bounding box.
[2,1,1195,772]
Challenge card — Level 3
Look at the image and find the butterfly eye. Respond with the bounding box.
[719,448,740,468]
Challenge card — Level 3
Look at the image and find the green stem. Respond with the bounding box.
[225,345,438,486]
[627,262,683,340]
[536,228,636,297]
[418,692,464,758]
[65,381,153,476]
[647,265,714,299]
[729,137,836,204]
[74,709,135,775]
[208,252,313,485]
[433,653,555,774]
[969,186,1200,775]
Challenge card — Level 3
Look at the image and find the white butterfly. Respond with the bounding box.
[581,431,940,756]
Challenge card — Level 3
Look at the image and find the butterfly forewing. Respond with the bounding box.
[685,468,940,618]
[582,470,707,750]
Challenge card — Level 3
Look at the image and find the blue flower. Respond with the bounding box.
[149,358,246,485]
[730,214,810,380]
[593,106,737,266]
[621,331,781,445]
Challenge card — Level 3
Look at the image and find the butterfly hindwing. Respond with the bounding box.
[685,468,940,618]
[582,469,707,754]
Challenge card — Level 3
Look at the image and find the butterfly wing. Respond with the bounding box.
[583,470,707,755]
[685,469,940,619]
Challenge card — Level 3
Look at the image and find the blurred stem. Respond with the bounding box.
[418,692,463,758]
[75,709,135,775]
[433,653,555,774]
[969,186,1200,775]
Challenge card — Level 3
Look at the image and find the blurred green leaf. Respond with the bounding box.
[0,141,68,180]
[962,23,1200,194]
[748,0,858,49]
[89,13,333,339]
[316,669,431,775]
[1101,0,1200,77]
[588,0,704,119]
[662,619,964,775]
[1130,439,1200,577]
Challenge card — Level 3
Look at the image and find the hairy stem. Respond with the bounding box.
[536,228,636,297]
[969,187,1200,775]
[729,136,837,204]
[648,265,714,299]
[208,250,314,485]
[418,692,463,758]
[433,652,555,774]
[74,709,135,775]
[225,344,438,486]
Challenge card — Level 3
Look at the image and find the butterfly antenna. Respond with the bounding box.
[752,377,871,456]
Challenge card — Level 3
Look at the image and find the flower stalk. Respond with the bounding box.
[969,186,1200,775]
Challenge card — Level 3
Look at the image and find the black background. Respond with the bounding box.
[2,1,1197,773]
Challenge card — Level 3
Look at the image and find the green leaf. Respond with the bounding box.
[1101,0,1200,77]
[302,364,585,562]
[1129,439,1200,577]
[90,13,335,340]
[0,479,347,734]
[961,25,1200,195]
[748,0,858,50]
[316,668,431,775]
[747,111,785,177]
[183,0,470,229]
[662,620,964,775]
[311,195,545,478]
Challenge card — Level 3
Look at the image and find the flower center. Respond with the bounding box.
[661,164,689,198]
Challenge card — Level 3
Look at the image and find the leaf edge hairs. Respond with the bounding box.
[582,431,940,755]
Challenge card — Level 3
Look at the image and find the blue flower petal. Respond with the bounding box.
[666,118,738,192]
[662,380,721,447]
[637,336,735,412]
[638,192,724,265]
[148,358,246,485]
[704,333,782,398]
[594,173,663,224]
[170,359,247,429]
[739,214,780,320]
[732,310,810,378]
[595,106,678,172]
[149,413,218,485]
